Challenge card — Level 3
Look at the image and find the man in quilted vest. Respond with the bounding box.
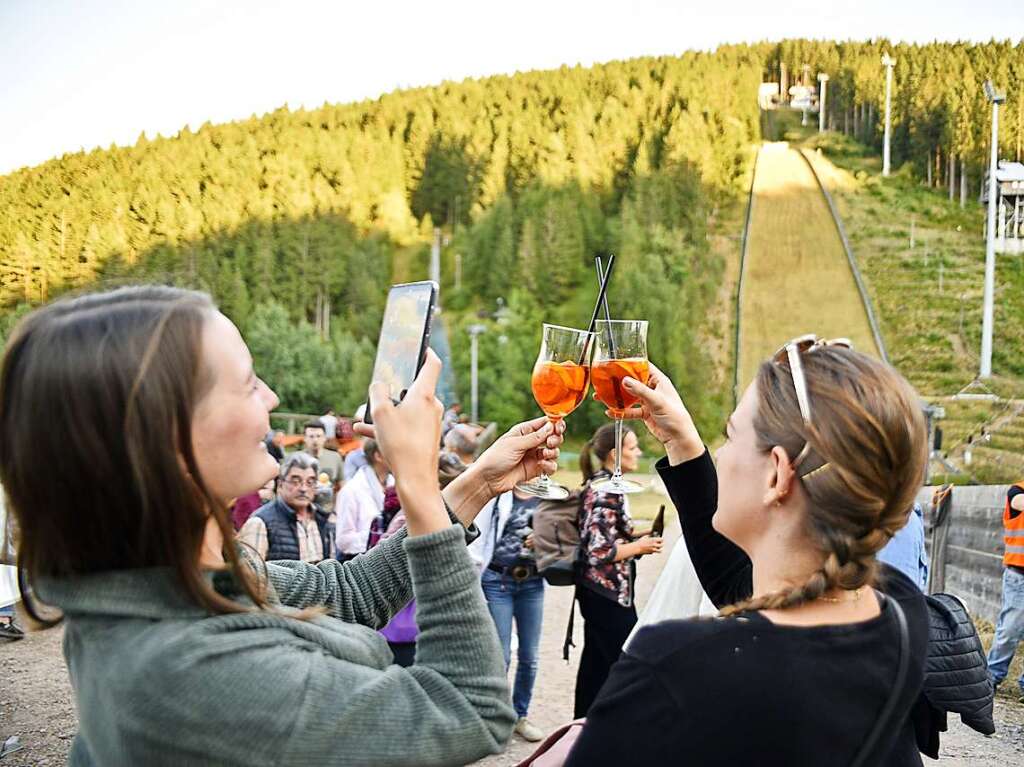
[987,480,1024,702]
[238,452,336,563]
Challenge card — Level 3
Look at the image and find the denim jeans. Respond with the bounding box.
[481,568,545,718]
[987,566,1024,692]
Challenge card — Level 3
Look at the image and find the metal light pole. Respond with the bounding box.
[817,73,829,133]
[468,324,487,422]
[881,53,896,177]
[980,80,1006,378]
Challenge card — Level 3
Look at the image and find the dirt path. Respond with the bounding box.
[2,527,1022,765]
[737,142,880,390]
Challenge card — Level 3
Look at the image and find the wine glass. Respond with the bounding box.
[515,324,594,500]
[591,319,649,494]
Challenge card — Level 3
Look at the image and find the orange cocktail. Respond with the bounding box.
[532,360,591,419]
[591,357,650,418]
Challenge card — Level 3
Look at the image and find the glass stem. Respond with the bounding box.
[612,418,624,483]
[537,416,559,487]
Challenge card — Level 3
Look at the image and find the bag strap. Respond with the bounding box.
[849,594,910,767]
[563,594,577,661]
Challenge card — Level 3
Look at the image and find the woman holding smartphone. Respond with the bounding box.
[0,286,564,767]
[567,341,930,766]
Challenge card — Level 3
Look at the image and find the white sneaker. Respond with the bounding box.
[514,717,544,742]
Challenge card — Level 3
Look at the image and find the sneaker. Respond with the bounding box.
[514,717,544,743]
[0,618,24,641]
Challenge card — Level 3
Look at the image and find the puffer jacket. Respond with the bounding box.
[912,592,995,758]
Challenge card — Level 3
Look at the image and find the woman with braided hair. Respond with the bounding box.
[565,338,930,767]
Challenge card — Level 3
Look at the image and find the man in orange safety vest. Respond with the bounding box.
[987,481,1024,701]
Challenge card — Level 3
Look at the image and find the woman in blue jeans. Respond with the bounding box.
[471,488,545,742]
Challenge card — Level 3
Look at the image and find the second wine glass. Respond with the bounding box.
[515,323,594,501]
[591,319,649,494]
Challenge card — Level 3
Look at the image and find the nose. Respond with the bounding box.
[261,380,280,411]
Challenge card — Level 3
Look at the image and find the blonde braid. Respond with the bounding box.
[717,346,926,619]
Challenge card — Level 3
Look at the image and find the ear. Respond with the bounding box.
[763,445,797,506]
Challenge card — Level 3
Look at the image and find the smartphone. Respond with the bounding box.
[364,281,438,425]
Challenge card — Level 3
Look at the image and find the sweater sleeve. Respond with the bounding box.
[656,449,753,608]
[266,526,413,628]
[278,524,515,765]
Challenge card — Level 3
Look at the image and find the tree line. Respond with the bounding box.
[0,40,1020,433]
[765,40,1024,203]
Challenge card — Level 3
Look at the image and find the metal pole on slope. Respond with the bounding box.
[818,73,829,133]
[468,324,487,422]
[881,53,896,177]
[981,80,1006,378]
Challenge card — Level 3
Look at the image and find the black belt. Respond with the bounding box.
[487,561,538,582]
[1009,564,1024,576]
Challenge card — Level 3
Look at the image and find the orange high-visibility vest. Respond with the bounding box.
[1005,482,1024,568]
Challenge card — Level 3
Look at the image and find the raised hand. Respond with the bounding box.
[610,362,704,465]
[364,349,447,536]
[472,416,564,497]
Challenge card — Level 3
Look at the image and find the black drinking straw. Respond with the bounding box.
[594,256,618,359]
[580,254,616,364]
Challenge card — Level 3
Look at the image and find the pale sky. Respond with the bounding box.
[1,0,1021,175]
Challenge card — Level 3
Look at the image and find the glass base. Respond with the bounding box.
[515,477,570,501]
[590,476,645,495]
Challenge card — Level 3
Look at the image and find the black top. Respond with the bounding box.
[566,449,928,767]
[1008,484,1024,519]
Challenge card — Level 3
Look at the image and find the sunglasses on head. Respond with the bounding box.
[772,334,853,472]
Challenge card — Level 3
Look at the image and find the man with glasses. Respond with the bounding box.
[238,452,336,563]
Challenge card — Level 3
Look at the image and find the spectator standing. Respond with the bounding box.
[230,477,277,532]
[573,423,662,717]
[343,404,369,481]
[442,402,462,438]
[0,491,23,641]
[987,480,1024,702]
[264,430,285,462]
[303,420,343,506]
[471,487,546,742]
[321,408,339,448]
[238,452,335,563]
[877,503,929,590]
[372,487,419,667]
[336,440,393,561]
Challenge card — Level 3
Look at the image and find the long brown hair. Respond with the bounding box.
[719,346,927,617]
[580,422,634,482]
[0,286,268,624]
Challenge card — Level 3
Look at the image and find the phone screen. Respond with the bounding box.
[368,281,437,418]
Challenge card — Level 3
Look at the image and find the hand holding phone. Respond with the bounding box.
[364,281,438,425]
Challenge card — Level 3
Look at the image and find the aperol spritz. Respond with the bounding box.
[591,320,648,494]
[516,324,594,500]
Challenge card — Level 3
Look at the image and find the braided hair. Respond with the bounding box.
[718,346,927,617]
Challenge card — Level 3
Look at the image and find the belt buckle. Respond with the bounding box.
[510,564,531,582]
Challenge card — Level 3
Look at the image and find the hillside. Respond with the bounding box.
[795,121,1024,483]
[2,40,1023,440]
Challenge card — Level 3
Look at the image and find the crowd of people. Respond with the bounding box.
[0,285,1020,766]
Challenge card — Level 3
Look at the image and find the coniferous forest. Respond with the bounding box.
[1,40,1022,437]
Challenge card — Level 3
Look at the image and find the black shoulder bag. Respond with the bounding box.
[849,594,910,767]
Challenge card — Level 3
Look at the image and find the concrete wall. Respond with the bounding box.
[917,485,1008,624]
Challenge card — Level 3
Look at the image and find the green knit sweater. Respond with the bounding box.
[36,524,515,766]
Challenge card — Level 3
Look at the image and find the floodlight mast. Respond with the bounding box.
[881,54,896,177]
[818,73,829,133]
[980,80,1006,378]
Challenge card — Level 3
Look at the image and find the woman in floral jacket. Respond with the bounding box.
[574,423,662,717]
